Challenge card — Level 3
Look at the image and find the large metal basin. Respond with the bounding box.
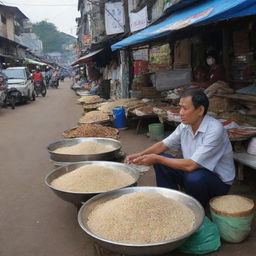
[78,186,204,256]
[47,137,121,163]
[45,161,139,207]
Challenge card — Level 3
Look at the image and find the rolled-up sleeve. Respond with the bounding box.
[191,124,226,171]
[162,124,182,150]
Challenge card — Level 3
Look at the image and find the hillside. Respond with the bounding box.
[32,21,76,53]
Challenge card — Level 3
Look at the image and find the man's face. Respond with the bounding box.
[179,96,204,125]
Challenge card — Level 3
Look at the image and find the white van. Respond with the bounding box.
[3,67,35,102]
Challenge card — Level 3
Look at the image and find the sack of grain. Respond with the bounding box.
[210,195,255,243]
[247,137,256,155]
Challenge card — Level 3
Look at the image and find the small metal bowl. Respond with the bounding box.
[45,161,139,207]
[47,137,121,163]
[78,186,204,256]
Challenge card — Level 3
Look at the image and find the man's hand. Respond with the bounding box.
[133,154,158,166]
[124,153,142,163]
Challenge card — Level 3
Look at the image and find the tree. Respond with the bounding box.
[32,20,76,53]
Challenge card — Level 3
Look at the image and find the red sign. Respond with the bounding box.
[83,34,92,46]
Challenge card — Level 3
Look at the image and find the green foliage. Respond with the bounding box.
[32,20,76,53]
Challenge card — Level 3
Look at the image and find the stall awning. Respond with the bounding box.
[71,49,103,66]
[24,58,47,66]
[112,0,256,50]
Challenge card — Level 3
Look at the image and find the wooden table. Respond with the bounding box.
[128,112,159,134]
[215,93,256,104]
[233,152,256,181]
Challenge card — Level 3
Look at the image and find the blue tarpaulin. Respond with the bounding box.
[112,0,256,50]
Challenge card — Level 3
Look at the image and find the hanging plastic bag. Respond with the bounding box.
[179,216,221,254]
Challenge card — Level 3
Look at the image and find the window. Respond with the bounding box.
[1,15,6,24]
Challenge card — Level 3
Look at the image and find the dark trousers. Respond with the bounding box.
[154,154,230,208]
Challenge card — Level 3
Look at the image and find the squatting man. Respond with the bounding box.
[125,89,235,208]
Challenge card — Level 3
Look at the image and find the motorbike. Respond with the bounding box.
[49,77,59,89]
[6,87,22,109]
[0,86,7,108]
[45,76,51,89]
[34,81,47,97]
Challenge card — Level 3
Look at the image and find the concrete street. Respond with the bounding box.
[0,79,256,256]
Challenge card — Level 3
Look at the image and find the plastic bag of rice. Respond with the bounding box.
[210,195,255,243]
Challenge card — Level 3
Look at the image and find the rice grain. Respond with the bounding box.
[51,165,135,192]
[86,192,195,243]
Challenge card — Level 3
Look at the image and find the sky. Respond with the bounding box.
[1,0,79,37]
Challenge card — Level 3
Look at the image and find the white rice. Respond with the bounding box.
[51,165,135,192]
[86,191,195,243]
[53,141,116,155]
[210,195,254,214]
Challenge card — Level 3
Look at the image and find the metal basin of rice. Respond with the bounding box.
[44,162,139,207]
[78,186,204,256]
[47,137,121,163]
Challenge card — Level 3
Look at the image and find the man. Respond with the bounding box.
[32,67,43,83]
[125,89,235,208]
[45,67,52,88]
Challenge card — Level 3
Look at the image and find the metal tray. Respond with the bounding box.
[78,186,204,256]
[47,137,121,163]
[45,161,139,207]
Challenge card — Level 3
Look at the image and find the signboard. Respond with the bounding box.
[83,34,92,46]
[154,7,214,34]
[132,48,148,60]
[105,2,124,35]
[129,6,148,32]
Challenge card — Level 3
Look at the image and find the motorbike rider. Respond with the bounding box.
[51,68,60,88]
[32,66,43,84]
[32,66,47,96]
[45,66,52,88]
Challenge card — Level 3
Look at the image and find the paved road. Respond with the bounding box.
[0,80,95,256]
[1,79,256,256]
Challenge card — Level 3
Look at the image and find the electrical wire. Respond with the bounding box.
[0,1,76,6]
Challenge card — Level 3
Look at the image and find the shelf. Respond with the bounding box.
[215,93,256,103]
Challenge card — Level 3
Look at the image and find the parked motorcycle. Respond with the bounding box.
[34,81,47,97]
[6,87,22,109]
[0,74,8,108]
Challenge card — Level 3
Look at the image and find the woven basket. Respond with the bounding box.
[210,195,254,218]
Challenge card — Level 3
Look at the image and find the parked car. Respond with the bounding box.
[3,67,36,104]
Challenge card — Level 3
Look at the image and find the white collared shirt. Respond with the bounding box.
[162,115,235,184]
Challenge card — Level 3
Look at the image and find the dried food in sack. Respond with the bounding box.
[83,103,102,111]
[208,97,234,113]
[153,105,171,115]
[63,124,119,139]
[227,127,256,140]
[134,105,155,116]
[78,95,104,104]
[79,111,110,124]
[210,195,255,243]
[99,99,142,113]
[167,109,181,122]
